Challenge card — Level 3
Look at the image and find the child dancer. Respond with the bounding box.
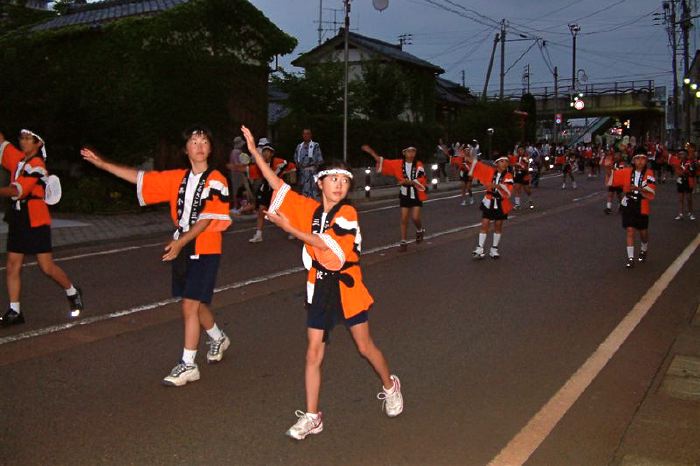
[241,126,403,440]
[81,125,232,385]
[608,148,656,268]
[674,149,696,220]
[361,144,427,252]
[0,129,83,326]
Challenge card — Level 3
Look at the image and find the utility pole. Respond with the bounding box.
[482,32,500,100]
[342,0,350,162]
[554,66,559,143]
[318,0,323,45]
[461,70,466,88]
[682,0,691,142]
[670,1,680,146]
[499,19,506,100]
[569,23,581,92]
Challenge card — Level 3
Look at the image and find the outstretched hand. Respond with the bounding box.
[162,239,183,261]
[81,147,106,169]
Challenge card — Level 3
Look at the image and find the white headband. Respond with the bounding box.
[314,169,354,182]
[20,129,47,159]
[494,156,509,163]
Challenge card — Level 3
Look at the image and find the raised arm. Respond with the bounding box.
[81,148,139,184]
[240,126,283,191]
[360,144,382,164]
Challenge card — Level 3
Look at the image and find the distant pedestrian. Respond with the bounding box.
[294,128,323,199]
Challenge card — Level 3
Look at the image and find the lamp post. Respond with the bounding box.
[342,0,389,163]
[568,23,580,92]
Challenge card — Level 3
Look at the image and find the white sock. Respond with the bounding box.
[515,196,521,205]
[383,381,397,393]
[255,229,262,235]
[206,323,223,341]
[9,302,20,313]
[65,285,77,297]
[307,412,320,419]
[606,202,612,209]
[182,348,197,365]
[641,242,648,252]
[492,233,502,247]
[478,233,487,248]
[626,246,634,259]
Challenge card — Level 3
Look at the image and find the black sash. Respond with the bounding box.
[625,169,644,213]
[176,168,212,236]
[309,200,358,342]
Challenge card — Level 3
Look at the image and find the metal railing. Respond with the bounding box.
[475,79,656,101]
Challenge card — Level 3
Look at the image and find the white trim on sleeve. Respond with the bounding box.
[10,182,23,201]
[198,213,232,222]
[0,141,9,167]
[316,232,345,267]
[136,170,146,206]
[268,182,290,214]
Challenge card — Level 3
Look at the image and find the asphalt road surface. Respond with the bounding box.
[1,174,698,465]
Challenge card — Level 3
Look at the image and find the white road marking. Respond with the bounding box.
[0,222,485,346]
[488,232,700,466]
[572,191,603,202]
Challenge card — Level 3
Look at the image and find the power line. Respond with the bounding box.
[571,0,626,23]
[505,40,539,75]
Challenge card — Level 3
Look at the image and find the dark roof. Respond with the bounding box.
[31,0,188,31]
[436,77,474,106]
[292,30,444,74]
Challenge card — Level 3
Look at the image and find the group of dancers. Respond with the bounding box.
[0,124,696,440]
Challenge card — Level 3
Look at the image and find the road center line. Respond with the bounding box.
[488,232,700,466]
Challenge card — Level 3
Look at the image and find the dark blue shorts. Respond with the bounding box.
[307,309,368,330]
[171,254,220,304]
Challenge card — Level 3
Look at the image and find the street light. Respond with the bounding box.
[684,77,691,85]
[487,128,494,159]
[569,23,581,91]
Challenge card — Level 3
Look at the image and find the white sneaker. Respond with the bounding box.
[286,410,323,440]
[561,183,566,190]
[377,375,404,417]
[162,362,200,387]
[248,232,263,243]
[675,214,684,221]
[489,247,500,259]
[206,332,230,363]
[472,246,485,259]
[460,199,467,206]
[469,197,475,205]
[689,213,696,221]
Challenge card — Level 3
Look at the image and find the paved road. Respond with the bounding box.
[1,175,698,465]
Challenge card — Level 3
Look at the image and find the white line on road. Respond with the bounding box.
[488,232,700,466]
[0,222,483,346]
[572,190,603,202]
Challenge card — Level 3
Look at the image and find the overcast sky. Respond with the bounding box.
[248,0,678,95]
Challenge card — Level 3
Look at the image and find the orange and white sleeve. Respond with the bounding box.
[136,170,177,206]
[313,205,359,272]
[199,171,232,232]
[269,183,317,232]
[0,141,24,173]
[12,158,46,201]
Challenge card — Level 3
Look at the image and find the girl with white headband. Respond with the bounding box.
[0,129,83,326]
[241,125,403,441]
[361,143,427,252]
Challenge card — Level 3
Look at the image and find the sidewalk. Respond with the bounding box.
[613,301,700,466]
[0,180,464,253]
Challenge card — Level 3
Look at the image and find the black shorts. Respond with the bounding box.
[5,206,52,255]
[513,172,530,185]
[459,171,472,183]
[608,186,623,194]
[677,180,693,193]
[480,203,508,221]
[307,308,368,330]
[399,194,422,208]
[622,206,649,230]
[255,185,272,208]
[172,253,221,304]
